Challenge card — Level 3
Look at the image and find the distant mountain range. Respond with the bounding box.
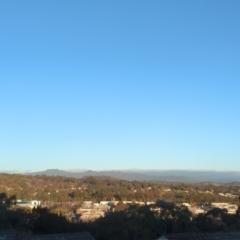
[25,169,240,183]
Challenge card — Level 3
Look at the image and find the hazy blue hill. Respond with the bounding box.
[123,170,240,183]
[28,169,70,176]
[26,169,240,183]
[27,169,240,183]
[27,169,197,182]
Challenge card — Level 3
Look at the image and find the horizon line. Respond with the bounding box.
[1,168,240,174]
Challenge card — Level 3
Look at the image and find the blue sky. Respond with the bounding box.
[1,1,239,172]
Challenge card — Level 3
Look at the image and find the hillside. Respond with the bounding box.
[26,169,240,183]
[27,169,197,182]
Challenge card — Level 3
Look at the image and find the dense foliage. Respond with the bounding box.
[1,193,240,240]
[1,174,240,239]
[0,173,239,204]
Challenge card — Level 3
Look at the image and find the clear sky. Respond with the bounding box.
[1,1,239,172]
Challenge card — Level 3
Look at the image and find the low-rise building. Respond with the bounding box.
[16,200,41,209]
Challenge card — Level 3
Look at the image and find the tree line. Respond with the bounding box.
[1,192,240,240]
[0,174,239,205]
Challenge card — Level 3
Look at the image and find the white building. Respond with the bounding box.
[16,200,41,209]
